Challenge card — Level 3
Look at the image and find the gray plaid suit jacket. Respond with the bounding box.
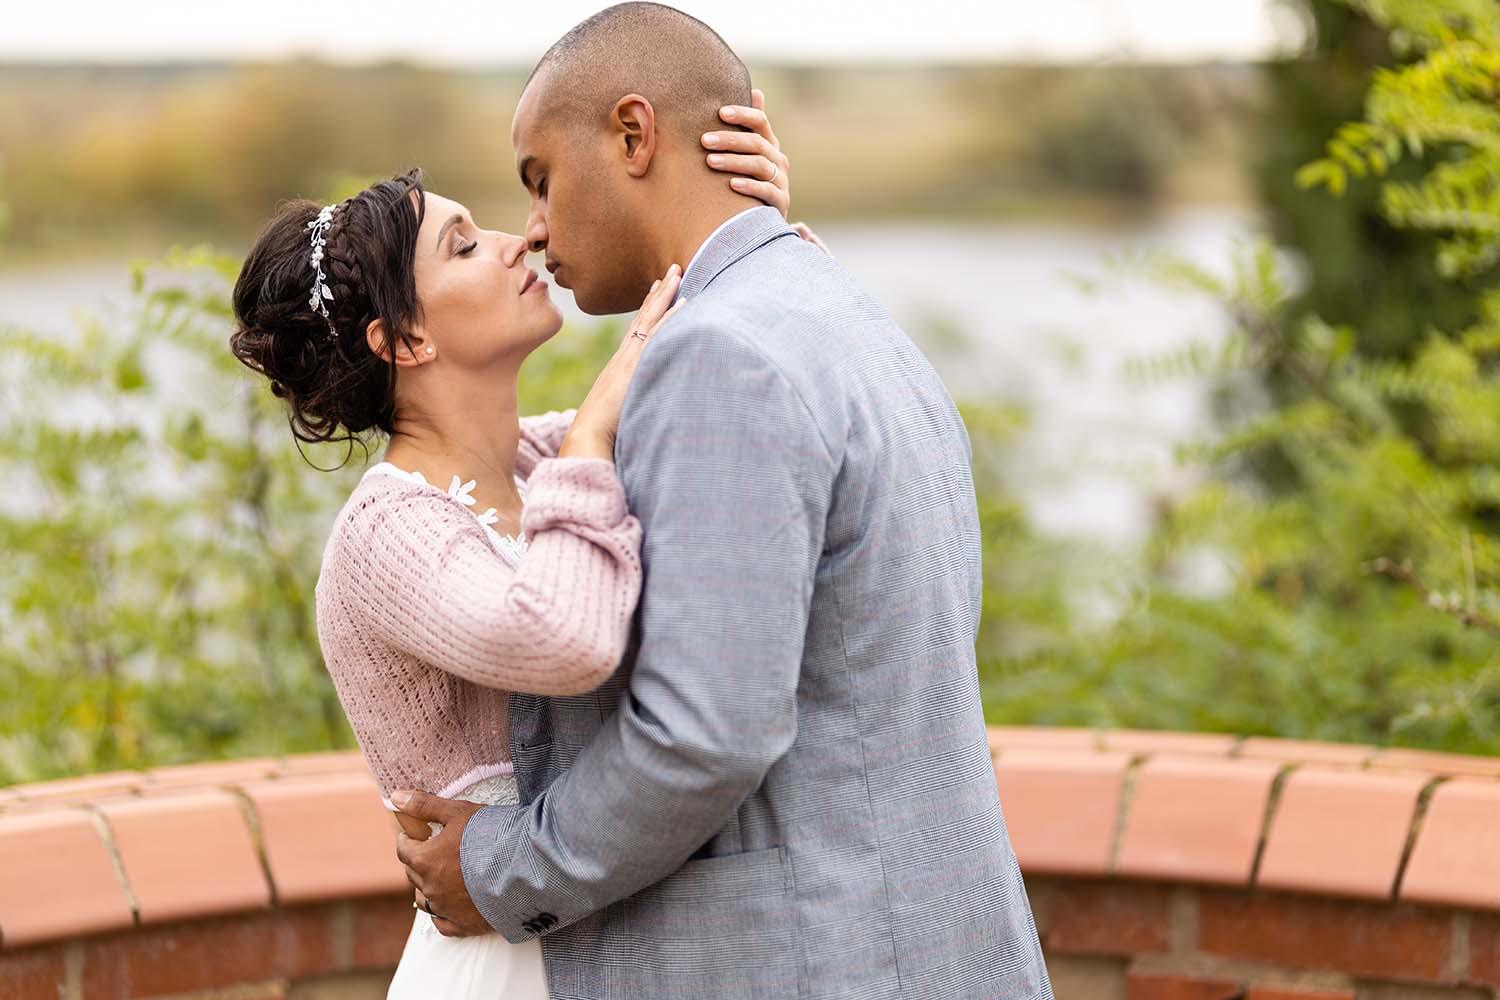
[459,206,1052,999]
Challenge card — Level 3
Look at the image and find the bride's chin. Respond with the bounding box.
[510,312,565,356]
[539,307,565,338]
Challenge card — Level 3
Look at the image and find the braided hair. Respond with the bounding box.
[229,168,427,465]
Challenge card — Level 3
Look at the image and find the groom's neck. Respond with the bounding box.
[651,186,761,281]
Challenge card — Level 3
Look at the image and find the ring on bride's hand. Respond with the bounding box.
[630,329,648,340]
[768,162,779,183]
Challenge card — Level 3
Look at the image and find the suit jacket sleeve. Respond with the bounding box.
[457,319,836,942]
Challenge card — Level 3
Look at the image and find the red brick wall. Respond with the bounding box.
[3,730,1500,998]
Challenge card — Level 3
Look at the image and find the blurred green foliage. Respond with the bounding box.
[1254,0,1474,362]
[7,0,1500,782]
[0,238,634,783]
[0,247,354,779]
[980,0,1500,753]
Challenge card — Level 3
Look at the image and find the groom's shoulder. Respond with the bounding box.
[689,235,901,353]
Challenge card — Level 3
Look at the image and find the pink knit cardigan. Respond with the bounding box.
[312,409,643,810]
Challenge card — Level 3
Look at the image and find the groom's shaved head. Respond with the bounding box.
[513,3,759,315]
[525,2,751,138]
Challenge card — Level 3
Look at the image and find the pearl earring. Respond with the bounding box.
[425,347,434,355]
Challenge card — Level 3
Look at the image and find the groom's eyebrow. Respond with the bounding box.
[518,156,536,190]
[434,213,463,251]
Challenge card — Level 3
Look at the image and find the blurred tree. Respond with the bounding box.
[982,0,1500,752]
[0,229,641,782]
[1255,0,1475,362]
[0,248,356,779]
[1023,70,1174,204]
[0,155,10,243]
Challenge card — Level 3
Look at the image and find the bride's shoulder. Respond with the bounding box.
[329,468,469,544]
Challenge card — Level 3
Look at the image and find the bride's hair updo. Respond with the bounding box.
[229,168,428,459]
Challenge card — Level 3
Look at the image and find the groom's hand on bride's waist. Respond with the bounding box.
[391,789,491,938]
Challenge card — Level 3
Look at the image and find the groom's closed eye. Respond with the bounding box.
[519,157,545,196]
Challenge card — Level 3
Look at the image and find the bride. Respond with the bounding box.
[227,96,817,997]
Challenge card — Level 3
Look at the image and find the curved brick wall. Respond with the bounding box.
[3,729,1500,998]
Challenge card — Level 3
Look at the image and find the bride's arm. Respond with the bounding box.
[340,456,641,696]
[334,212,682,699]
[516,409,578,478]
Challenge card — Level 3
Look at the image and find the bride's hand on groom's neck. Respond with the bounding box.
[703,88,791,218]
[701,89,830,256]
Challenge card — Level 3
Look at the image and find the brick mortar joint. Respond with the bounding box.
[82,805,141,925]
[122,977,293,1000]
[1248,762,1299,887]
[1127,952,1357,993]
[1448,910,1472,985]
[64,941,82,1000]
[225,786,280,908]
[1393,775,1450,902]
[1107,754,1148,873]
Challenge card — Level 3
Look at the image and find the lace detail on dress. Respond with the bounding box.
[411,769,520,939]
[452,771,521,808]
[362,462,529,563]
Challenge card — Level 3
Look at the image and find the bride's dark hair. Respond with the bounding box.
[229,168,428,465]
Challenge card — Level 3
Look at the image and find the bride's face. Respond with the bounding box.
[408,191,562,364]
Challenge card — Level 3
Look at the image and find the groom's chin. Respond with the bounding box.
[573,288,638,317]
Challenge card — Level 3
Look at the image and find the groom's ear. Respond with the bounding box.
[610,94,657,179]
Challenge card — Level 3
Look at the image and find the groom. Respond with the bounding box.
[391,4,1052,997]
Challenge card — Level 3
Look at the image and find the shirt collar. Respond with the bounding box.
[682,206,759,278]
[675,205,799,302]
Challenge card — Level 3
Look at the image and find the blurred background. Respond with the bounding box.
[4,0,1497,784]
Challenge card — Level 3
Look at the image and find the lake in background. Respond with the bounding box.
[0,206,1261,547]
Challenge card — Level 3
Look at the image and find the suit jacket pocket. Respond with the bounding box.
[611,845,801,996]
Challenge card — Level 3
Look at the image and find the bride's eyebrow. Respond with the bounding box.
[434,213,464,252]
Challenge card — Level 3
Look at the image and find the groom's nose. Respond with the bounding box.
[524,208,548,253]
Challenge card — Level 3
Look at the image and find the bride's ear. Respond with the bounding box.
[612,94,657,179]
[366,318,429,367]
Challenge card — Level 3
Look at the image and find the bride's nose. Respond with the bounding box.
[500,232,528,268]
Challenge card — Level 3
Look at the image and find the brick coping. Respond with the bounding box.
[2,729,1499,951]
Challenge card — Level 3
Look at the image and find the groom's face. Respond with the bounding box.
[512,77,643,316]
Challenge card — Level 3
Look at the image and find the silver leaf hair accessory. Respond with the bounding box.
[306,203,339,337]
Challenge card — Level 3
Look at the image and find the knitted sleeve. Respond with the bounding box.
[340,456,642,696]
[516,409,578,480]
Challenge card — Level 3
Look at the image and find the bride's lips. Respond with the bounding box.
[519,269,540,295]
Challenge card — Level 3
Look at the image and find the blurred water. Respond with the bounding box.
[0,207,1259,546]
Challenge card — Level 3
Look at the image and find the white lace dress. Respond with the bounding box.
[362,462,549,999]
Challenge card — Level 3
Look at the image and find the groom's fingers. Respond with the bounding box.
[400,854,424,896]
[392,808,433,841]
